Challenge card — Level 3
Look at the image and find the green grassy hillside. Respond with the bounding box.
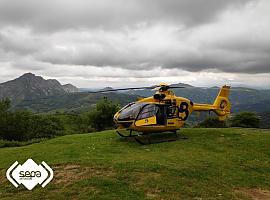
[14,92,139,113]
[0,128,270,200]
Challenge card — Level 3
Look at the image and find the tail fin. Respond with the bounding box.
[213,85,231,120]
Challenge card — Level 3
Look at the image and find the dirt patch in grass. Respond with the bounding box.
[145,187,162,199]
[0,170,7,184]
[53,163,116,186]
[235,188,270,200]
[133,171,161,186]
[131,171,162,199]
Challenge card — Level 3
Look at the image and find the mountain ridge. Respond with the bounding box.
[0,73,270,114]
[0,73,79,106]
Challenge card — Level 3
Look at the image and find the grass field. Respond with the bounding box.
[0,128,270,200]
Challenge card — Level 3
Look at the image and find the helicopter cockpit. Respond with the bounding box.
[117,102,178,126]
[118,102,151,121]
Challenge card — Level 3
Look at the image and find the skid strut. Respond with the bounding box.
[116,129,133,137]
[134,131,177,145]
[116,129,186,145]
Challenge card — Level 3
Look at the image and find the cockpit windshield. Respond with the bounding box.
[118,102,148,121]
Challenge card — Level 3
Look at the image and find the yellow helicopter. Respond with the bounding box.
[94,83,231,144]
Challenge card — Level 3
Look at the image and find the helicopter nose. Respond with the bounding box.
[113,113,119,123]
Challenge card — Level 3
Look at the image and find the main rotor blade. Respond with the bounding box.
[88,86,156,93]
[168,86,186,89]
[195,86,256,92]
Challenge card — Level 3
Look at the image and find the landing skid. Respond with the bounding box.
[134,133,179,145]
[116,129,137,137]
[116,129,188,145]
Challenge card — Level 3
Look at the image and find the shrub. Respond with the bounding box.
[31,115,64,138]
[0,99,64,141]
[259,111,270,129]
[195,117,228,128]
[0,98,10,112]
[0,110,33,141]
[88,98,120,131]
[230,112,260,128]
[0,138,46,148]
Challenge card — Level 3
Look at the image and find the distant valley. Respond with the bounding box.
[0,73,270,116]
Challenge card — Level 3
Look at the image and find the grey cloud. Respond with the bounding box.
[0,0,252,32]
[36,32,270,74]
[159,48,270,73]
[2,24,269,74]
[0,31,43,55]
[0,0,269,77]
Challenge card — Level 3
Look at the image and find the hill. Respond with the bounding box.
[16,92,139,113]
[62,83,80,93]
[0,73,79,107]
[0,128,270,199]
[0,73,139,112]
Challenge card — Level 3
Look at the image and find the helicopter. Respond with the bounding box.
[91,83,231,144]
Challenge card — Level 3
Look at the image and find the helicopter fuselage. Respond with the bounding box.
[114,90,193,133]
[114,85,231,134]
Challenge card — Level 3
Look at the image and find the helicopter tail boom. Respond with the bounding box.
[193,85,231,121]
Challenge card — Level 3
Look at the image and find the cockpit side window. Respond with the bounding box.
[118,102,147,121]
[137,104,159,120]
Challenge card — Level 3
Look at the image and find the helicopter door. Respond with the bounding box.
[156,105,178,125]
[135,104,158,126]
[166,105,178,119]
[156,105,166,125]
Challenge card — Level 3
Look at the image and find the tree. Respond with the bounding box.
[195,117,228,128]
[0,99,11,140]
[260,111,270,129]
[230,112,260,128]
[0,98,10,113]
[88,98,120,131]
[31,115,64,138]
[0,98,64,141]
[0,109,33,141]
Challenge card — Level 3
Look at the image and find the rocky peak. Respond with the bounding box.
[62,83,79,93]
[0,73,79,106]
[19,72,35,78]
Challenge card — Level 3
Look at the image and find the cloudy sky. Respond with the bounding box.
[0,0,269,89]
